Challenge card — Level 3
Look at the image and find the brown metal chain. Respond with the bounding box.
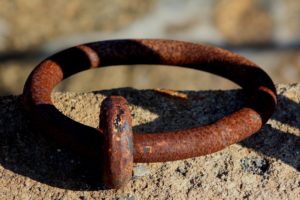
[22,39,277,188]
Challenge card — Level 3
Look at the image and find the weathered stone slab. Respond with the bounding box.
[0,84,299,199]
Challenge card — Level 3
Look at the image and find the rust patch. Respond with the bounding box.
[76,45,100,68]
[100,96,133,189]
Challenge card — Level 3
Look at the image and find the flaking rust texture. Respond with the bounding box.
[100,96,133,189]
[22,39,277,167]
[0,84,299,199]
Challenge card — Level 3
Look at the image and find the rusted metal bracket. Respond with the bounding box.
[22,39,277,189]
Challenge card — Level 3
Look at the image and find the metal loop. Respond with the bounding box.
[22,39,277,188]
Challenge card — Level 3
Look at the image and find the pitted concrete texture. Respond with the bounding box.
[0,84,299,199]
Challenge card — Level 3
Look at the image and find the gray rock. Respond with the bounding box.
[240,156,269,175]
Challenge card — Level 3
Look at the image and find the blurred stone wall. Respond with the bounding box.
[0,0,153,51]
[0,0,300,95]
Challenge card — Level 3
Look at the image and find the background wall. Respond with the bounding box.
[0,0,300,95]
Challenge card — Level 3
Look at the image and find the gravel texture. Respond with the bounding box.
[0,84,299,199]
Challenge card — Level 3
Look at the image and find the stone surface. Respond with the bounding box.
[0,84,299,199]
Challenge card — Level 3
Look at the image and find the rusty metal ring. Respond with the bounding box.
[22,39,277,188]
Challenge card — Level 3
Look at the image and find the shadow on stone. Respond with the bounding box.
[241,94,300,171]
[0,96,105,191]
[97,88,300,171]
[0,88,299,191]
